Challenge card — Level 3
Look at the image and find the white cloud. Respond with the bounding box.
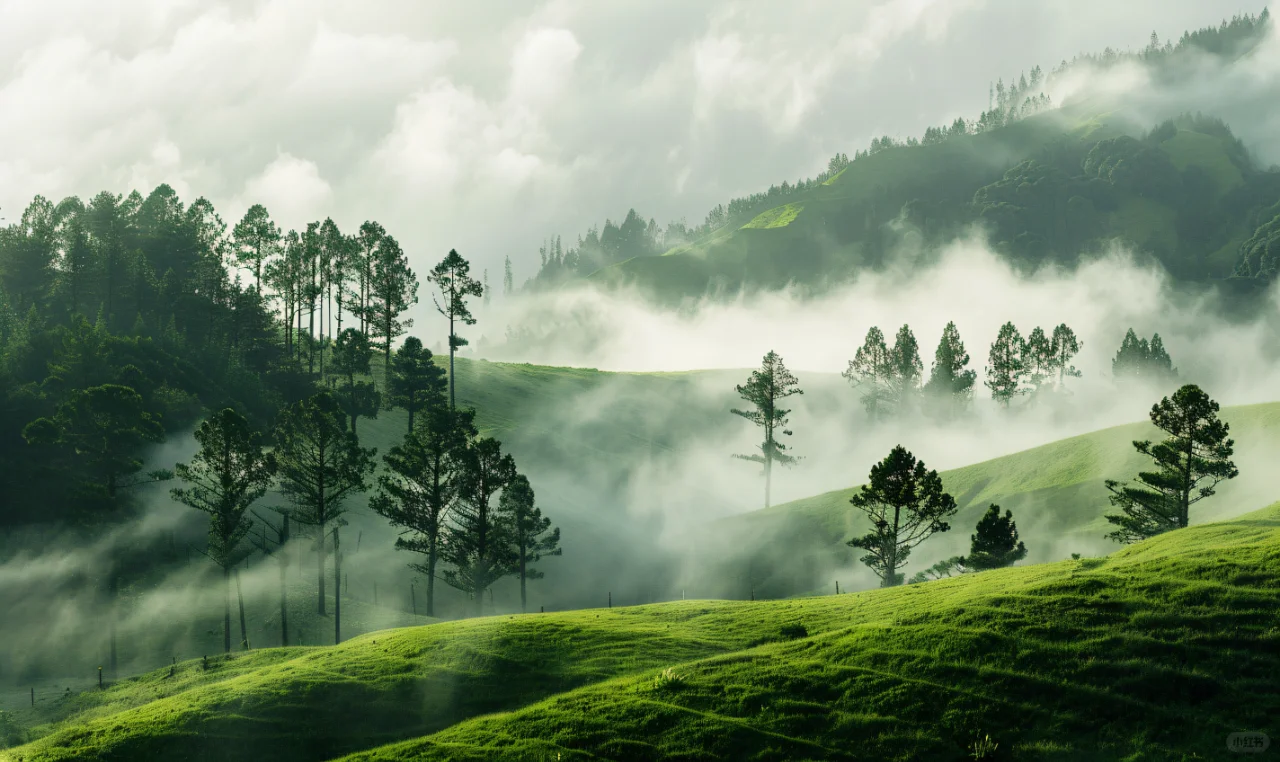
[239,153,333,231]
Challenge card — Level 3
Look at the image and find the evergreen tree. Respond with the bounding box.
[170,409,277,652]
[368,235,418,381]
[388,336,447,434]
[923,321,976,418]
[351,222,386,338]
[371,407,475,617]
[964,504,1027,570]
[1024,326,1054,392]
[503,255,514,296]
[985,321,1028,407]
[23,384,166,498]
[273,392,376,615]
[1104,384,1237,543]
[846,445,957,587]
[0,195,58,313]
[428,249,482,409]
[1113,329,1177,381]
[844,327,893,418]
[1051,323,1082,388]
[330,328,380,439]
[497,473,561,613]
[887,324,923,411]
[732,350,803,509]
[231,204,279,294]
[483,269,491,307]
[441,436,518,615]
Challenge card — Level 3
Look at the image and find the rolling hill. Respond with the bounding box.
[708,400,1280,597]
[7,493,1278,761]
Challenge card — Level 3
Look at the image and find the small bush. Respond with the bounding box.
[779,623,808,640]
[652,667,686,692]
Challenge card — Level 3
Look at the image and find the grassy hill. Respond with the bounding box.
[7,497,1278,760]
[710,401,1280,596]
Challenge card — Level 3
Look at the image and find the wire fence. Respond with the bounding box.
[0,677,97,712]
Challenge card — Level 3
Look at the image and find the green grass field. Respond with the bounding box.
[716,401,1280,596]
[7,495,1278,761]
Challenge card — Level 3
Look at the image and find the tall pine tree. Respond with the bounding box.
[732,350,803,509]
[844,327,893,418]
[923,321,976,418]
[985,321,1028,407]
[497,473,561,613]
[428,249,482,409]
[442,436,517,616]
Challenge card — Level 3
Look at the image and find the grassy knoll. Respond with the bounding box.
[341,502,1280,761]
[8,499,1279,761]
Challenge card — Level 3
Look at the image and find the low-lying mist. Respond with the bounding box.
[7,234,1280,691]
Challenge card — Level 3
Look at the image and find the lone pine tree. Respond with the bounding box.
[732,350,803,509]
[846,445,957,587]
[428,249,482,409]
[965,504,1028,571]
[171,409,277,653]
[1105,384,1237,543]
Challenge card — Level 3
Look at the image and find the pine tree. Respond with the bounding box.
[503,255,514,296]
[273,392,376,615]
[483,269,491,307]
[330,327,380,440]
[985,321,1028,407]
[231,204,280,294]
[352,222,386,338]
[170,409,277,652]
[388,336,447,434]
[497,473,561,613]
[441,436,518,616]
[428,249,482,409]
[1024,326,1054,392]
[846,445,957,587]
[844,327,893,418]
[1104,384,1237,543]
[923,321,976,418]
[732,350,803,509]
[1051,323,1082,388]
[1113,329,1177,381]
[368,235,418,381]
[371,407,476,617]
[964,505,1027,570]
[887,324,923,411]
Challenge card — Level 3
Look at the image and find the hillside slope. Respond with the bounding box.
[9,499,1278,761]
[590,107,1277,301]
[708,400,1280,596]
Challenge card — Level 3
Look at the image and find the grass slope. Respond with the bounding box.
[719,401,1280,594]
[342,502,1280,761]
[12,499,1276,761]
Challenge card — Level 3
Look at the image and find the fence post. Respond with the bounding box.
[608,592,611,609]
[31,686,34,706]
[98,666,103,689]
[836,581,840,595]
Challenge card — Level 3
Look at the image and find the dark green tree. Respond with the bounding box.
[428,249,482,409]
[232,204,279,293]
[923,321,976,418]
[887,324,923,411]
[370,406,475,617]
[368,235,418,381]
[1104,384,1237,543]
[1051,323,1082,388]
[0,196,58,313]
[964,504,1028,570]
[330,327,380,439]
[23,384,165,498]
[846,445,957,587]
[441,436,517,616]
[388,336,447,434]
[1024,326,1054,392]
[844,327,892,418]
[170,409,277,652]
[985,321,1028,407]
[274,392,376,614]
[732,350,803,509]
[497,473,561,613]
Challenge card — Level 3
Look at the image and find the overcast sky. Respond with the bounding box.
[0,0,1261,328]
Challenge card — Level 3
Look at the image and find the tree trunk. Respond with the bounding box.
[279,557,289,647]
[449,313,456,410]
[520,551,527,613]
[316,527,326,615]
[407,401,415,435]
[333,526,341,645]
[764,455,772,510]
[427,544,437,618]
[236,568,248,650]
[109,570,119,676]
[222,565,232,653]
